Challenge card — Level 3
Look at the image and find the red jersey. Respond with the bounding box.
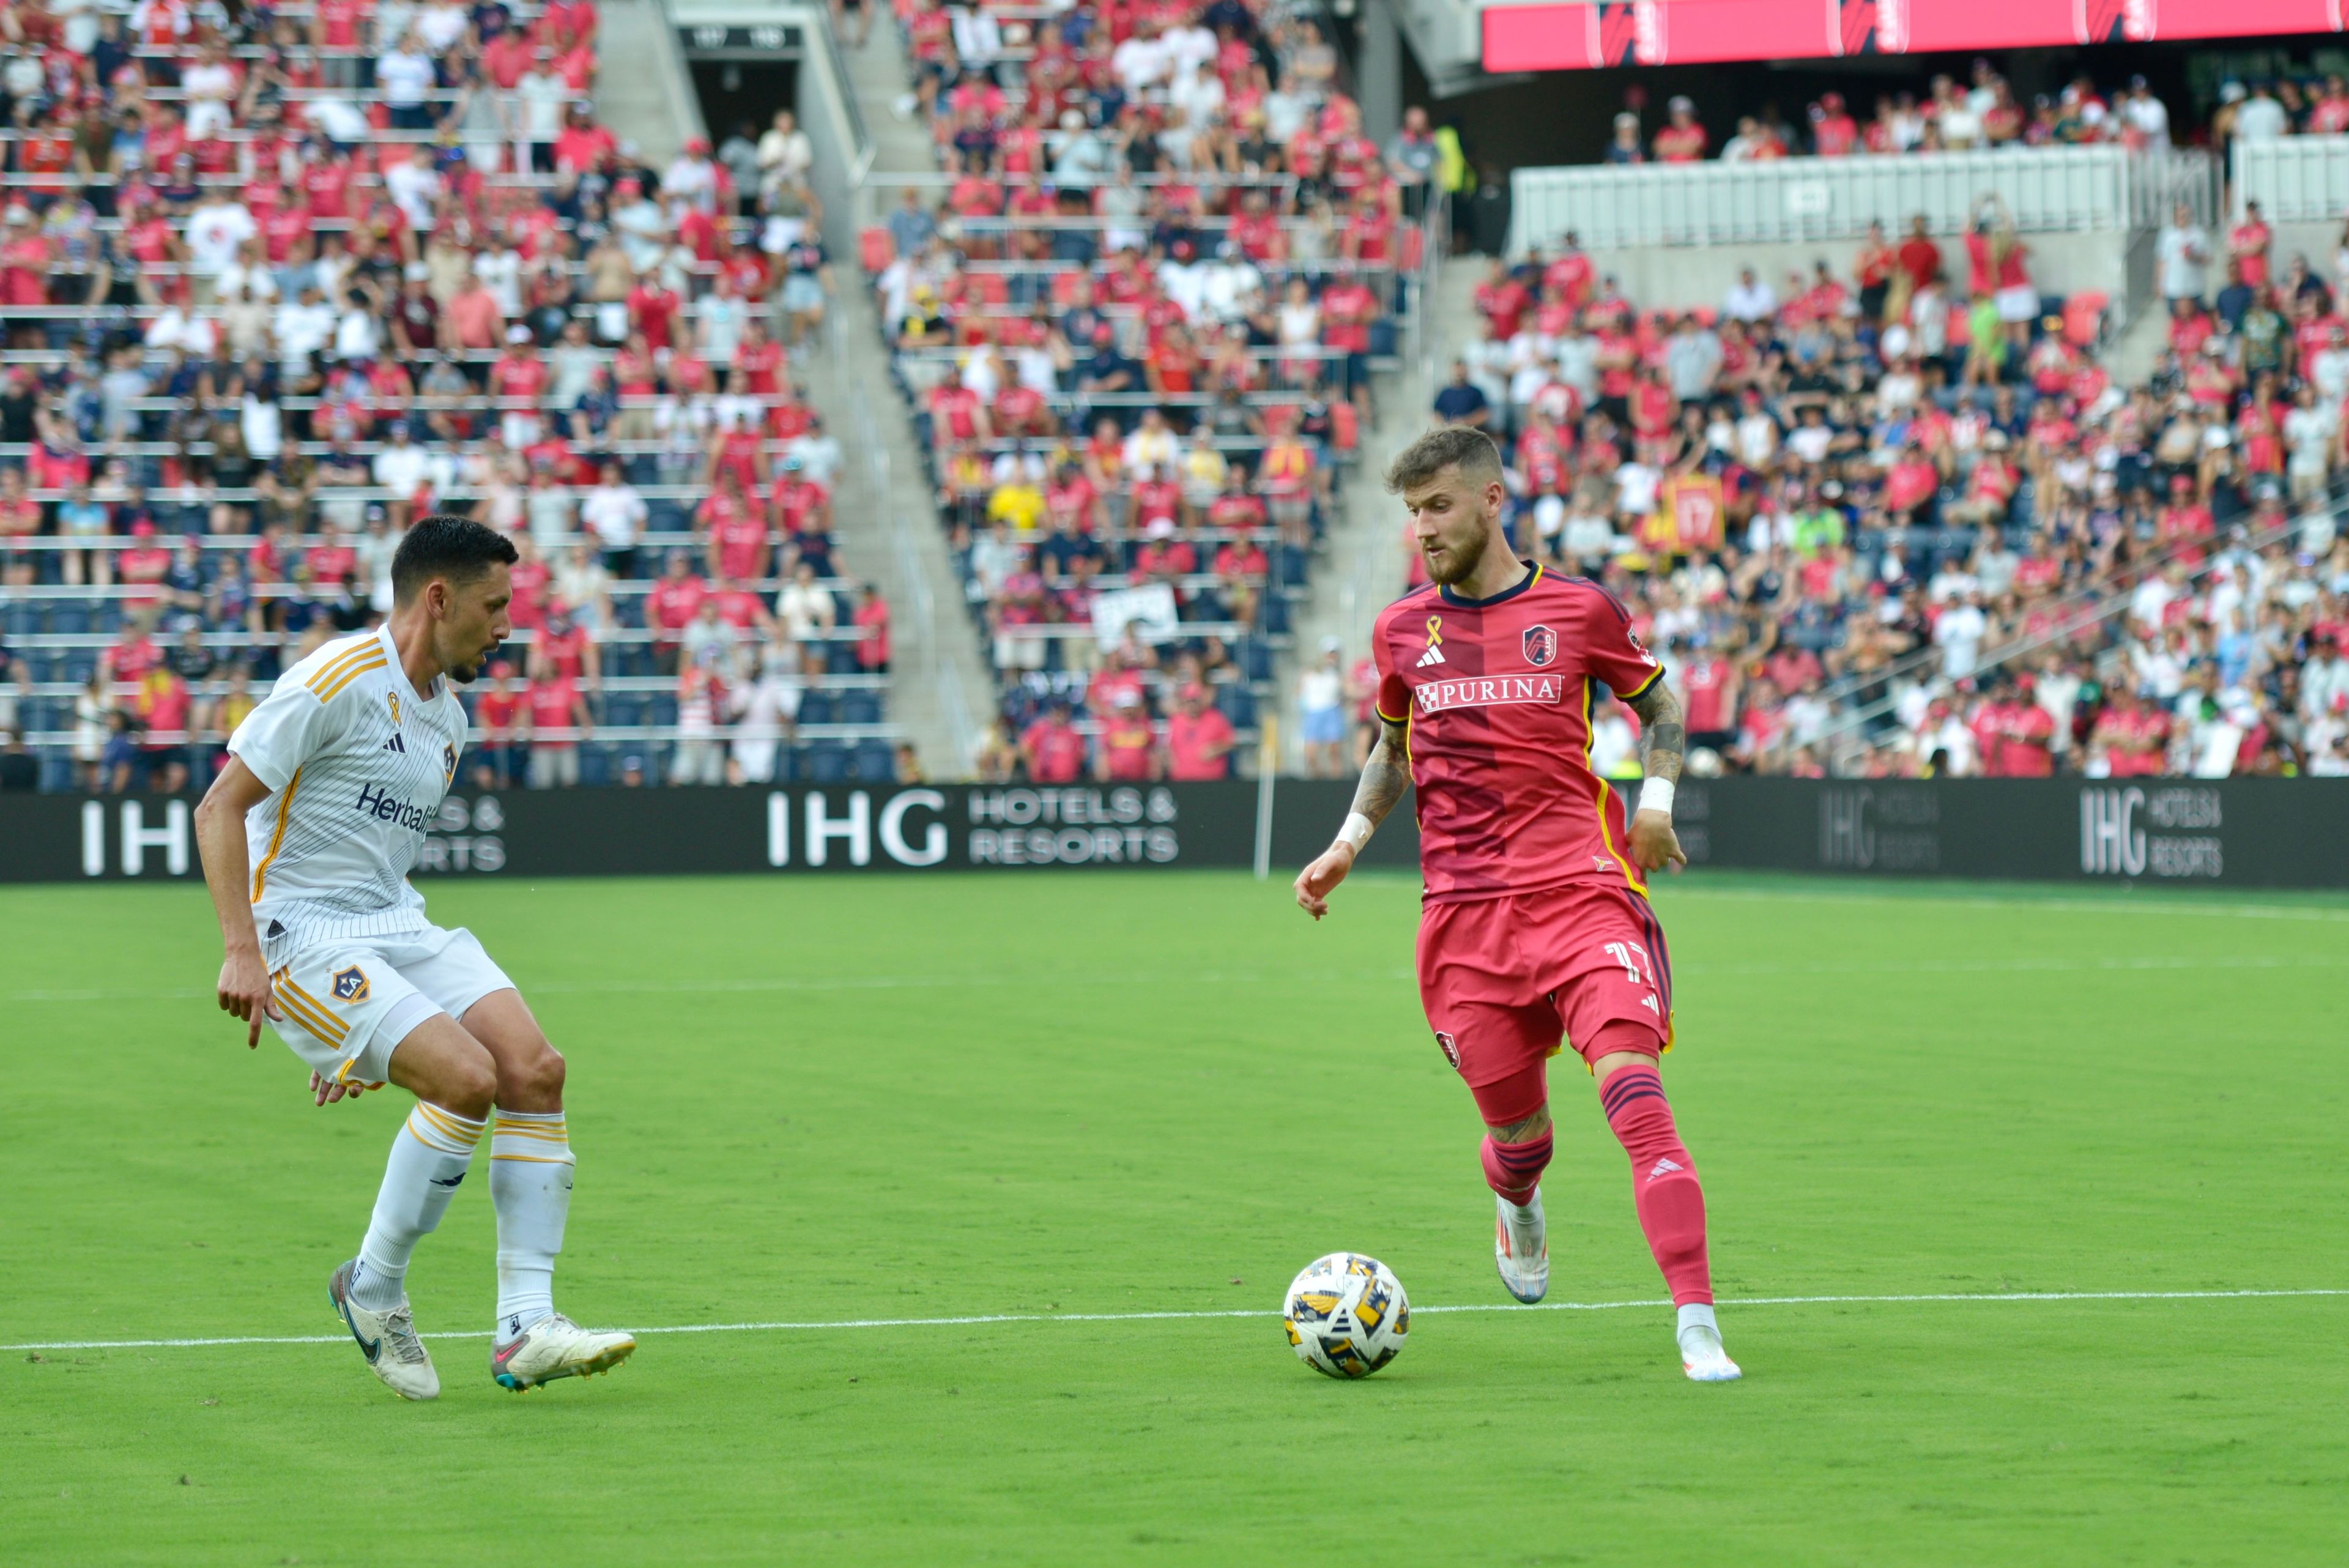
[1373,565,1664,903]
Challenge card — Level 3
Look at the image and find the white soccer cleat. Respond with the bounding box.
[327,1260,440,1401]
[491,1313,638,1392]
[1494,1191,1549,1304]
[1679,1322,1743,1383]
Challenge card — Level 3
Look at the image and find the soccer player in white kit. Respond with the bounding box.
[193,516,636,1400]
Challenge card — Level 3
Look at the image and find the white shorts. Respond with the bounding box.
[1994,284,2038,324]
[268,925,514,1088]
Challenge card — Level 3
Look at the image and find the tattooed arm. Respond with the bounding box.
[1294,716,1410,920]
[1623,679,1689,874]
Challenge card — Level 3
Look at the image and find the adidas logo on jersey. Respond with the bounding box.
[1649,1157,1684,1180]
[1415,644,1445,667]
[383,734,406,753]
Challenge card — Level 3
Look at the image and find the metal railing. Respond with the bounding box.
[1510,146,2216,253]
[2230,135,2349,222]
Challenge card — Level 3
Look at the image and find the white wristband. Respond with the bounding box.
[1336,812,1376,852]
[1636,777,1675,818]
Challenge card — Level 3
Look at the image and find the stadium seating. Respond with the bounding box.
[860,0,1441,781]
[1443,236,2349,778]
[0,0,899,790]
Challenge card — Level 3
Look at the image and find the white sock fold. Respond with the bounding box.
[490,1109,574,1344]
[351,1104,486,1312]
[1677,1302,1720,1341]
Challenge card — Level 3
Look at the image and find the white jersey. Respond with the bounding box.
[229,626,468,967]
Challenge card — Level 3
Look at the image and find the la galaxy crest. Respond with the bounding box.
[1523,625,1557,668]
[332,966,371,1004]
[443,743,458,786]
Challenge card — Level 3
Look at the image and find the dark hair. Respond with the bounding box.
[1382,425,1504,495]
[391,514,519,604]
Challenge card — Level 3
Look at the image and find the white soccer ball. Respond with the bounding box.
[1283,1253,1409,1378]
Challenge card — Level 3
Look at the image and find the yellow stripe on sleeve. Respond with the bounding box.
[304,639,383,695]
[313,653,387,702]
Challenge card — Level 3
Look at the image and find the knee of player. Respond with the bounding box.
[503,1038,566,1108]
[440,1050,499,1121]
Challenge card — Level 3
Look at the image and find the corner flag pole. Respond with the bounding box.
[1253,713,1278,882]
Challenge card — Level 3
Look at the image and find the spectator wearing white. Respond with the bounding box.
[184,190,258,299]
[271,283,338,365]
[2120,75,2170,152]
[1297,640,1347,778]
[372,420,433,524]
[1664,314,1723,403]
[1111,20,1171,99]
[521,465,574,552]
[2158,202,2210,305]
[757,109,814,195]
[1934,590,1988,680]
[180,40,240,138]
[776,562,837,642]
[377,30,439,132]
[728,641,804,785]
[415,0,469,53]
[696,270,749,362]
[516,49,568,171]
[475,226,524,318]
[2284,382,2338,503]
[2233,81,2288,143]
[385,144,445,233]
[664,137,722,216]
[582,459,648,577]
[1723,267,1776,325]
[333,295,382,361]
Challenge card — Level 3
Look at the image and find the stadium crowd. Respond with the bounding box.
[0,0,908,791]
[1416,217,2349,779]
[866,0,1441,782]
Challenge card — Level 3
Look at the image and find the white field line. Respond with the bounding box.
[11,949,2349,1006]
[7,1287,2344,1354]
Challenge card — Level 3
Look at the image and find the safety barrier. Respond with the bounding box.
[1509,146,2215,253]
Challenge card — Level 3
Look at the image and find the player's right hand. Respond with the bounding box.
[1294,844,1356,921]
[217,949,282,1049]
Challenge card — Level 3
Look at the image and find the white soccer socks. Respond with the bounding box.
[350,1104,487,1312]
[489,1110,575,1345]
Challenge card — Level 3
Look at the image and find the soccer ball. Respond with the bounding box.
[1283,1253,1409,1378]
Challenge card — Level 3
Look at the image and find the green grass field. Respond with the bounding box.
[5,870,2347,1566]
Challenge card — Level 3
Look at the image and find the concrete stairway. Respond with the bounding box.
[794,21,993,778]
[1275,261,1479,770]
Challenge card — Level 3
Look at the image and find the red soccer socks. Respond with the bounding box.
[1598,1062,1713,1307]
[1479,1129,1553,1206]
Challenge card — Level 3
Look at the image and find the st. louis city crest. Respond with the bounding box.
[1522,625,1557,668]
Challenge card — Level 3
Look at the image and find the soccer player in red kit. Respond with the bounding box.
[1294,426,1739,1382]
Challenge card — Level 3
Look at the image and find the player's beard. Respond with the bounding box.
[1421,524,1491,587]
[446,639,500,685]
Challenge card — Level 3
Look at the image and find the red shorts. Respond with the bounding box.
[1416,880,1675,1088]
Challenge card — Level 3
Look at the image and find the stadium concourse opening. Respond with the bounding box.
[686,58,800,166]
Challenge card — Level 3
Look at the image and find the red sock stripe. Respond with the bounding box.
[1600,1068,1664,1118]
[1490,1131,1553,1174]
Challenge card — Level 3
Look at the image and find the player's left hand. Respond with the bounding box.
[309,1071,377,1107]
[1627,809,1687,874]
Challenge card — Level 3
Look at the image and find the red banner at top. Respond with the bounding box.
[1480,0,2341,71]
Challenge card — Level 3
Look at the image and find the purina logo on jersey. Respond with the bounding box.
[1522,625,1557,668]
[1414,674,1567,715]
[332,966,371,1003]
